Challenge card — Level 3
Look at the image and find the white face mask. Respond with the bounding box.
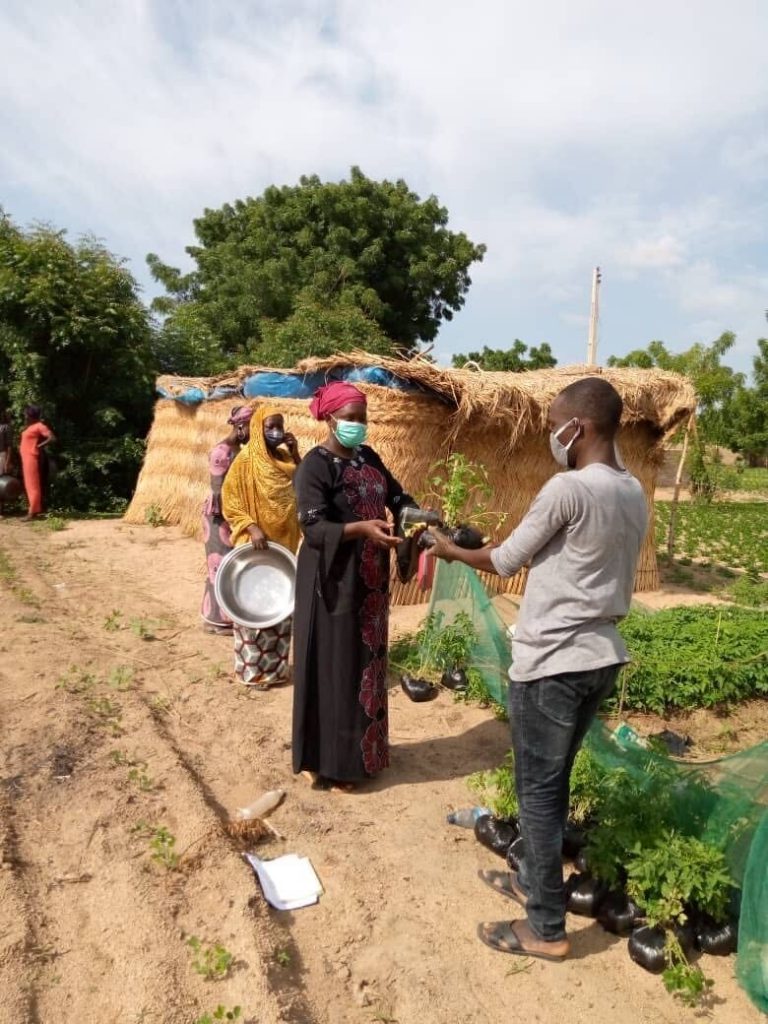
[549,418,580,468]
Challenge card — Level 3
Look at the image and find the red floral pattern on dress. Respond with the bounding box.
[359,657,387,717]
[343,463,387,522]
[360,539,387,590]
[361,590,388,653]
[361,715,390,775]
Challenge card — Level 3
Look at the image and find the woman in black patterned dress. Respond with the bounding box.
[292,383,417,790]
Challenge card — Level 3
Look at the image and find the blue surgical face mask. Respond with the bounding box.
[333,419,367,449]
[264,428,285,447]
[549,418,580,468]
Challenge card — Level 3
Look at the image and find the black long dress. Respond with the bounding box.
[292,445,415,782]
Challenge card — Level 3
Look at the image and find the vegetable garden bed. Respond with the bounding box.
[655,501,768,574]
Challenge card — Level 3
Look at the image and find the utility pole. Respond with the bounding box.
[586,266,602,365]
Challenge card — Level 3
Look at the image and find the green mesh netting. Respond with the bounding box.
[422,560,510,705]
[421,560,768,1012]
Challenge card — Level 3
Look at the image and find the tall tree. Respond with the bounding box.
[607,334,744,444]
[148,167,486,362]
[452,341,557,371]
[721,339,768,465]
[0,212,154,509]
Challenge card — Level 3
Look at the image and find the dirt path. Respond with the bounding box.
[0,519,763,1024]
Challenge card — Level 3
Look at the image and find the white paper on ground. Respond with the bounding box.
[244,853,322,910]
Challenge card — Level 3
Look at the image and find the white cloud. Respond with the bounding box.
[0,0,766,372]
[619,235,685,270]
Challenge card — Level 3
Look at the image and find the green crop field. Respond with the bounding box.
[655,501,768,574]
[709,466,768,494]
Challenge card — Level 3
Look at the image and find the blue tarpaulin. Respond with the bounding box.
[158,366,419,404]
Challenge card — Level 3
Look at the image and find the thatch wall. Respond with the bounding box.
[125,358,696,602]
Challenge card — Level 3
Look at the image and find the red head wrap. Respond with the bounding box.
[309,382,367,421]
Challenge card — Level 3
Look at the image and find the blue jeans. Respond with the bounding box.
[508,664,620,942]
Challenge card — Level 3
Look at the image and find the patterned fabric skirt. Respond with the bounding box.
[233,617,292,687]
[201,509,232,628]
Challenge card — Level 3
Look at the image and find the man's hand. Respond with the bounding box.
[425,529,459,563]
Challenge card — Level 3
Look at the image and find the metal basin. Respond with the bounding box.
[215,542,297,630]
[0,475,22,502]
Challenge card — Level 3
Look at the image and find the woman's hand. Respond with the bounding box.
[348,519,401,549]
[247,525,269,550]
[284,432,299,457]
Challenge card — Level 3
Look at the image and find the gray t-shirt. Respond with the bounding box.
[490,463,648,682]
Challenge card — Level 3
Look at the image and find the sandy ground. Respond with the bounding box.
[0,517,764,1024]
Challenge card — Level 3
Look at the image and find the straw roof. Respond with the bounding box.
[157,350,696,445]
[133,353,697,601]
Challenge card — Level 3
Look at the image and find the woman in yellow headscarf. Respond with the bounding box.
[222,405,301,688]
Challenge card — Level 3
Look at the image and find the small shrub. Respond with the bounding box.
[130,617,156,640]
[468,752,518,820]
[103,609,123,632]
[187,936,234,980]
[56,668,97,694]
[144,504,166,528]
[274,948,292,968]
[107,665,134,691]
[33,515,69,532]
[149,826,179,870]
[128,767,155,792]
[194,1007,242,1024]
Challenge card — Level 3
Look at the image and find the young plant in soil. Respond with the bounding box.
[130,617,157,641]
[468,751,518,820]
[107,665,134,691]
[194,1007,241,1024]
[187,936,234,981]
[625,833,731,1005]
[423,452,507,537]
[149,826,179,870]
[452,667,496,707]
[103,609,123,631]
[56,667,97,694]
[128,766,155,792]
[274,947,292,968]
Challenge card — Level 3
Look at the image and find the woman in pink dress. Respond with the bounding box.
[201,405,253,633]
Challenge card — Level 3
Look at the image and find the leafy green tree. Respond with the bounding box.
[451,340,557,371]
[722,338,768,465]
[148,167,486,361]
[260,292,394,367]
[151,303,231,377]
[607,334,744,444]
[0,212,154,509]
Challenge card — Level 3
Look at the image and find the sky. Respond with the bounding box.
[1,0,767,373]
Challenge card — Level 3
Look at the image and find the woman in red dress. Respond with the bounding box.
[19,406,56,520]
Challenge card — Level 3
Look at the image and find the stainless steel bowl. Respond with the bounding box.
[215,542,297,630]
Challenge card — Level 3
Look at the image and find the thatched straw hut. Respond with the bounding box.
[125,353,695,603]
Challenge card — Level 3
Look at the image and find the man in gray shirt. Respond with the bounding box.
[428,377,647,962]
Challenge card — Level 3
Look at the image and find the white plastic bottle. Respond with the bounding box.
[236,789,286,820]
[447,806,491,828]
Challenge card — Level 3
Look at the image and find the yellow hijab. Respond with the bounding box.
[221,405,300,552]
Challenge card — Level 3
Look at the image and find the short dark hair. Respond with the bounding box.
[557,377,623,434]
